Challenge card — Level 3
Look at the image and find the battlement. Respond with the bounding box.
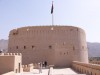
[0,53,22,56]
[72,61,100,75]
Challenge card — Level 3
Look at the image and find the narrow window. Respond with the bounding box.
[32,46,35,49]
[19,63,21,73]
[49,45,52,49]
[16,46,18,49]
[24,46,26,49]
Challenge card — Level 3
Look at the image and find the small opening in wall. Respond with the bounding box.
[32,46,35,49]
[16,46,18,49]
[24,46,26,49]
[13,33,16,35]
[49,45,52,49]
[70,29,73,31]
[19,63,20,73]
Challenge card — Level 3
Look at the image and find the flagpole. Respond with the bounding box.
[52,12,54,25]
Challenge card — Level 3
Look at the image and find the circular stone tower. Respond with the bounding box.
[8,26,88,67]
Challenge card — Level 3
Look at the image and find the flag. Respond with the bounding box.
[51,2,53,14]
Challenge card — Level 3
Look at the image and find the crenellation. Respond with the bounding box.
[18,53,22,56]
[0,53,4,55]
[9,53,12,55]
[4,53,7,55]
[0,52,22,74]
[12,53,15,55]
[72,61,100,75]
[0,53,22,56]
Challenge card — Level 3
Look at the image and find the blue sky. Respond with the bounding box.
[0,0,100,42]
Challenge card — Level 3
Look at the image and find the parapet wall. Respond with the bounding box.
[0,53,22,74]
[72,61,100,75]
[0,53,22,56]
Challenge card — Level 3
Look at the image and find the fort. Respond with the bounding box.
[8,26,88,67]
[0,25,100,75]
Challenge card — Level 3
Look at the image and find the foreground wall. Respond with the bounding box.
[0,53,22,74]
[72,61,100,75]
[8,26,88,67]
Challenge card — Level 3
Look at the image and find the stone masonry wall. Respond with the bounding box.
[8,26,88,67]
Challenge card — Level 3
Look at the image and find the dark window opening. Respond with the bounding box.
[19,63,20,73]
[49,45,52,49]
[13,33,16,35]
[70,29,73,31]
[32,46,35,49]
[13,31,18,35]
[16,46,18,49]
[24,46,26,49]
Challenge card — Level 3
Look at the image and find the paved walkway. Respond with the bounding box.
[17,69,49,75]
[16,68,86,75]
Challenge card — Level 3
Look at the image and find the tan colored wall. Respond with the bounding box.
[22,63,34,72]
[8,26,88,67]
[0,53,22,74]
[72,61,100,75]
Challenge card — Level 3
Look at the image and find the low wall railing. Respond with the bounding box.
[72,61,100,75]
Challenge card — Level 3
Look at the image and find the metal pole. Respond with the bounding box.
[52,13,54,25]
